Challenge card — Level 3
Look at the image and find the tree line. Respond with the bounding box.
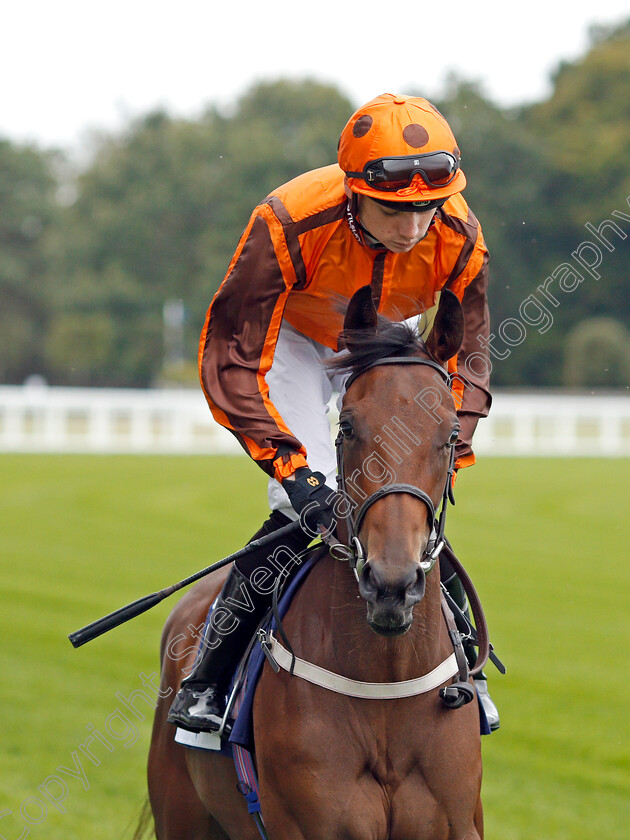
[1,20,628,389]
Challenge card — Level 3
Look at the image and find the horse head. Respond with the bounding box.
[334,285,464,637]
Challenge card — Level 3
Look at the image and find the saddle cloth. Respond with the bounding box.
[174,553,318,753]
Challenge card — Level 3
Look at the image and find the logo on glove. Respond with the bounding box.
[306,476,320,487]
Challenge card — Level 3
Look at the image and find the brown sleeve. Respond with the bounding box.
[453,248,492,467]
[198,210,307,477]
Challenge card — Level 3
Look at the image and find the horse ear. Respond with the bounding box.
[425,289,465,365]
[344,285,378,332]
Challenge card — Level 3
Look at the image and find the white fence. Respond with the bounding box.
[0,384,629,456]
[0,385,241,455]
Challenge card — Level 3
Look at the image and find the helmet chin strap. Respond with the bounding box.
[346,194,390,250]
[345,193,370,247]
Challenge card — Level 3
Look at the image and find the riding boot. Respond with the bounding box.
[441,556,500,732]
[167,511,311,733]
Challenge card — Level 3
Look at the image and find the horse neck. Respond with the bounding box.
[304,553,449,683]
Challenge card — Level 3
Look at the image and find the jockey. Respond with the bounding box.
[167,93,499,734]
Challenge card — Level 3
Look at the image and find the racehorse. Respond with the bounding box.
[142,286,486,839]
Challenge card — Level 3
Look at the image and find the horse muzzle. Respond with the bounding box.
[358,560,426,637]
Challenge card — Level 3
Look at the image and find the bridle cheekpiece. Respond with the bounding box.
[331,356,456,582]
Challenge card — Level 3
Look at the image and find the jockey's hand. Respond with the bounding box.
[282,468,337,539]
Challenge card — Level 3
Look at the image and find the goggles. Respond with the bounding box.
[346,151,459,192]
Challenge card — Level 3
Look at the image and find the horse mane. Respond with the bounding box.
[327,311,428,379]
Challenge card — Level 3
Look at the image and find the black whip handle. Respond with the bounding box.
[68,519,303,648]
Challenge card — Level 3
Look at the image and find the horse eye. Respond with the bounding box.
[339,419,354,439]
[448,428,459,447]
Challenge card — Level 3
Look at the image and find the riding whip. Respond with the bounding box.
[67,519,303,648]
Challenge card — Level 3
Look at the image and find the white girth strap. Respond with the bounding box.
[265,632,459,700]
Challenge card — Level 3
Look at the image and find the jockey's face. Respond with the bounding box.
[354,193,437,253]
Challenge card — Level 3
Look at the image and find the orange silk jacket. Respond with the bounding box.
[199,164,491,480]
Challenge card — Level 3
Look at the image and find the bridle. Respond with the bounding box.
[331,356,457,582]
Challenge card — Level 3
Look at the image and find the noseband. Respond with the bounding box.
[332,356,456,581]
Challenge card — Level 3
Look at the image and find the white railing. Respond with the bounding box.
[0,384,242,455]
[471,391,630,457]
[0,384,628,456]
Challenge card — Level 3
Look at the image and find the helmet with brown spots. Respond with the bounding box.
[338,93,466,203]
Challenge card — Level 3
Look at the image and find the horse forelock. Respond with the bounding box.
[328,314,429,379]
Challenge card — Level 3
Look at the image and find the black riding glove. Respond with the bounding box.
[282,468,337,539]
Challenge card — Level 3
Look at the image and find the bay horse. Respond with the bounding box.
[143,286,485,839]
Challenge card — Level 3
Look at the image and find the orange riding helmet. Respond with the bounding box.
[338,93,467,204]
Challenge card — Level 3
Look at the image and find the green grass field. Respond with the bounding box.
[1,454,628,839]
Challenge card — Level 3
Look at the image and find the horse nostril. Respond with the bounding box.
[358,562,425,606]
[406,566,426,604]
[358,561,379,602]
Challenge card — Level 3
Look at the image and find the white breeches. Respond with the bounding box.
[265,321,349,518]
